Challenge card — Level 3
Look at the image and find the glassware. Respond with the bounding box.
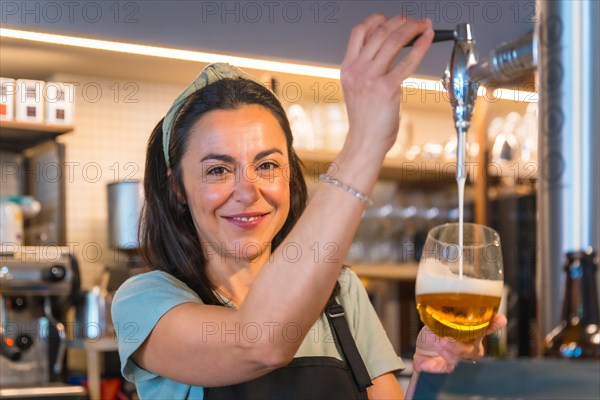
[286,104,315,150]
[323,103,348,151]
[491,112,521,185]
[415,223,504,342]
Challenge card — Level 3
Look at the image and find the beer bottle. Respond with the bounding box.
[544,249,600,359]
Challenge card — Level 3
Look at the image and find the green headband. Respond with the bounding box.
[162,62,265,168]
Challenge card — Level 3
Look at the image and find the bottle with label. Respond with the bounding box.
[544,249,600,359]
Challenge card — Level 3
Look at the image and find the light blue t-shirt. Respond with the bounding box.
[111,268,403,400]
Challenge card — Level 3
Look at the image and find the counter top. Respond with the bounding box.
[350,263,418,281]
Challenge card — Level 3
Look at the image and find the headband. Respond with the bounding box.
[162,62,265,168]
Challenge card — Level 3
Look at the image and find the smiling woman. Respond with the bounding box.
[137,74,307,307]
[110,13,504,400]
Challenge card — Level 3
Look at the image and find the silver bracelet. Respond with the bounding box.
[319,174,374,207]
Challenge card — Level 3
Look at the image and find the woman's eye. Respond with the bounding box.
[258,162,278,171]
[207,166,228,176]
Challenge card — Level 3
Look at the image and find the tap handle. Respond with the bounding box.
[405,29,455,47]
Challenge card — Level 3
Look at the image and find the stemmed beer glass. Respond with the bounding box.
[415,223,504,342]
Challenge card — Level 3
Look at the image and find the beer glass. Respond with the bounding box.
[415,223,503,342]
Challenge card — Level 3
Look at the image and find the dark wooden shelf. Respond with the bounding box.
[0,120,74,151]
[297,148,457,184]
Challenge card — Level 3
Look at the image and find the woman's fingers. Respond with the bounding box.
[387,24,434,82]
[415,314,507,374]
[436,338,482,360]
[343,14,433,79]
[435,345,462,365]
[342,13,387,65]
[415,354,454,373]
[339,14,434,156]
[375,19,433,72]
[460,338,485,361]
[486,313,508,335]
[358,14,410,62]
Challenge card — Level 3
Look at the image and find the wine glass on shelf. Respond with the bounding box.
[415,223,504,342]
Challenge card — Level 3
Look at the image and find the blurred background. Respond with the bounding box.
[2,1,597,399]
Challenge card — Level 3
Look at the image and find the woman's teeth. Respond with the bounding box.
[232,216,260,222]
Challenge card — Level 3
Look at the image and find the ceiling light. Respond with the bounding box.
[1,27,537,102]
[0,27,339,78]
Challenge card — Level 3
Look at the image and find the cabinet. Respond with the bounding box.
[0,120,74,245]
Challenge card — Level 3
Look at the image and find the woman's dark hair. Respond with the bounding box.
[139,78,308,305]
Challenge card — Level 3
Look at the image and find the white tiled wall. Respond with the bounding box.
[52,73,184,289]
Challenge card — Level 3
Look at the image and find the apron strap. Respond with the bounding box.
[325,299,373,392]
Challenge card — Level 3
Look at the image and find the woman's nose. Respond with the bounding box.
[232,166,260,204]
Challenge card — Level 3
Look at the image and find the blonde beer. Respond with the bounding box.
[416,259,503,342]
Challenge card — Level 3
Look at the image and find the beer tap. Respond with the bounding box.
[467,30,536,85]
[443,23,480,182]
[441,24,537,181]
[434,1,598,354]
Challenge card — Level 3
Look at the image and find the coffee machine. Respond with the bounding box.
[0,246,86,399]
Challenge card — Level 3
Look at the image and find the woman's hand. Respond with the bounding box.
[413,314,508,374]
[340,14,433,155]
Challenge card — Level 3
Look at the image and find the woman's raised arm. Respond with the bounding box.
[130,14,433,387]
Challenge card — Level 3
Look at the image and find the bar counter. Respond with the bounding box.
[414,358,600,399]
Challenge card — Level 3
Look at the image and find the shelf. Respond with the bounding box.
[0,120,71,244]
[350,262,418,281]
[0,120,74,151]
[297,149,457,184]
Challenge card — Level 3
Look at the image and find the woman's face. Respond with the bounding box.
[180,104,291,264]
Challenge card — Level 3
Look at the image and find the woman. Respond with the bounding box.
[112,14,506,399]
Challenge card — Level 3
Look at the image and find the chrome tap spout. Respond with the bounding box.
[443,23,480,181]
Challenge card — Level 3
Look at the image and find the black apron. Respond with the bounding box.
[204,300,373,400]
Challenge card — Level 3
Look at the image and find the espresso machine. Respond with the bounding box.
[0,246,86,399]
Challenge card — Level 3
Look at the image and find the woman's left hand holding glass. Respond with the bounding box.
[404,314,507,399]
[413,314,508,374]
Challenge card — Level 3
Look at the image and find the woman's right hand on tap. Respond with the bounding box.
[340,14,433,158]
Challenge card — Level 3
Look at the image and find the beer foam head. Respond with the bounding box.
[416,259,503,296]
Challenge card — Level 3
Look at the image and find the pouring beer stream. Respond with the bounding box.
[415,18,539,343]
[442,23,480,279]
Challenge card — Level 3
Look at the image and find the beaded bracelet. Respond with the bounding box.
[319,174,374,207]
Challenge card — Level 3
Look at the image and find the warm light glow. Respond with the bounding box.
[1,28,537,102]
[401,77,445,92]
[0,27,339,78]
[493,87,539,102]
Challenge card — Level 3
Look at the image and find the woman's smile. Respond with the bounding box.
[222,212,270,229]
